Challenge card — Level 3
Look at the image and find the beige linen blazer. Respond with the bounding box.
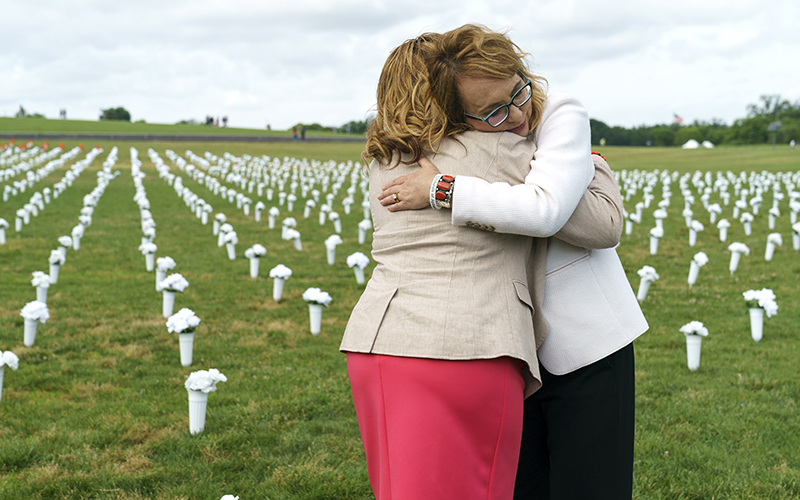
[340,130,543,397]
[527,156,649,374]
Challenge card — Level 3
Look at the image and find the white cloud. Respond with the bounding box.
[2,0,799,129]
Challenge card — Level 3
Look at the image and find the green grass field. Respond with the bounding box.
[0,117,361,140]
[1,140,799,499]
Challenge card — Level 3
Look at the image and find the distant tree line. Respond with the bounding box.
[591,95,800,146]
[99,107,131,121]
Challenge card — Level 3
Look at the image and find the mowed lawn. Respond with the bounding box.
[1,140,799,499]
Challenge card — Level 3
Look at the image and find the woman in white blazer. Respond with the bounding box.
[378,24,647,500]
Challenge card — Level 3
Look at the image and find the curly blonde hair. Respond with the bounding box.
[427,24,547,138]
[363,33,447,167]
[363,25,548,167]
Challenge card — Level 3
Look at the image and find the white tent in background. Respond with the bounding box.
[682,139,700,149]
[702,140,715,148]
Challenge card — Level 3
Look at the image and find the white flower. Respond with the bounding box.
[31,271,51,288]
[743,288,778,317]
[185,368,227,393]
[215,213,227,222]
[767,233,783,245]
[716,219,730,229]
[637,265,659,281]
[358,219,372,230]
[49,249,66,265]
[283,228,300,241]
[269,207,280,216]
[303,287,332,307]
[244,244,267,259]
[740,212,754,223]
[653,208,667,219]
[690,220,704,231]
[324,235,343,249]
[160,273,190,293]
[166,308,201,333]
[219,223,234,234]
[139,242,157,254]
[269,264,292,279]
[794,222,800,235]
[220,496,239,500]
[692,252,709,267]
[680,321,709,336]
[282,217,297,227]
[649,227,664,238]
[156,256,177,272]
[20,301,49,323]
[223,231,238,245]
[71,224,85,238]
[58,235,72,247]
[727,242,750,255]
[347,252,370,269]
[255,201,265,210]
[1,351,20,370]
[0,218,9,229]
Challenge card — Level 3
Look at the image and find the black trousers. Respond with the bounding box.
[514,343,635,500]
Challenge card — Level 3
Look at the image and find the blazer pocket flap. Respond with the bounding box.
[513,280,534,311]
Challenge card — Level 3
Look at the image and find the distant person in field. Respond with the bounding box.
[301,126,306,140]
[292,127,298,140]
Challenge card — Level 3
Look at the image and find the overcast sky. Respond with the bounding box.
[3,0,798,130]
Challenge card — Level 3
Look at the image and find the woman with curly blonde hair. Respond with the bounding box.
[375,24,647,500]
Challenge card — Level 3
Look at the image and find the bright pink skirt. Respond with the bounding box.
[347,353,525,500]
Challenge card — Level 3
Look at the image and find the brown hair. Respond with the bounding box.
[363,33,447,167]
[427,24,547,137]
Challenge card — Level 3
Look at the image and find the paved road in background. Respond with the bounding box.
[0,132,364,143]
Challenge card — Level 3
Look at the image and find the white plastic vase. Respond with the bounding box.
[309,303,323,335]
[358,226,367,245]
[156,269,166,291]
[689,229,697,247]
[145,253,155,271]
[685,335,702,371]
[768,214,776,230]
[749,308,764,342]
[687,261,700,287]
[655,219,663,231]
[292,238,303,251]
[719,227,728,242]
[49,264,60,284]
[72,236,81,250]
[217,232,226,247]
[243,204,250,216]
[162,290,176,318]
[793,233,800,251]
[201,212,209,225]
[59,246,67,261]
[0,366,4,402]
[649,237,659,255]
[36,286,48,304]
[636,279,651,302]
[249,257,260,278]
[729,252,741,275]
[273,278,285,302]
[225,242,236,260]
[625,220,633,235]
[179,332,194,366]
[0,229,5,245]
[24,319,38,346]
[765,242,776,261]
[15,217,23,232]
[213,220,221,235]
[187,390,208,434]
[326,247,336,265]
[268,215,276,229]
[319,211,326,225]
[254,210,262,222]
[353,266,365,285]
[743,221,752,236]
[333,219,342,233]
[733,206,740,219]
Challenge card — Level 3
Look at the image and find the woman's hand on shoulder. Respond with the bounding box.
[377,157,441,212]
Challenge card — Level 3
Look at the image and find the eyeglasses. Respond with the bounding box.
[464,76,533,127]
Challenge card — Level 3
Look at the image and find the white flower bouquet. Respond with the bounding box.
[245,243,267,278]
[157,256,177,272]
[765,232,782,261]
[161,273,190,293]
[689,220,704,246]
[31,271,51,303]
[269,264,292,302]
[680,320,708,371]
[223,231,238,260]
[716,218,730,241]
[687,252,708,287]
[167,308,201,334]
[727,242,749,275]
[324,235,343,265]
[303,288,332,335]
[347,252,370,284]
[20,300,49,346]
[0,350,20,402]
[185,368,228,434]
[358,219,372,244]
[635,265,659,301]
[0,218,7,244]
[185,368,227,393]
[139,242,157,254]
[743,288,777,342]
